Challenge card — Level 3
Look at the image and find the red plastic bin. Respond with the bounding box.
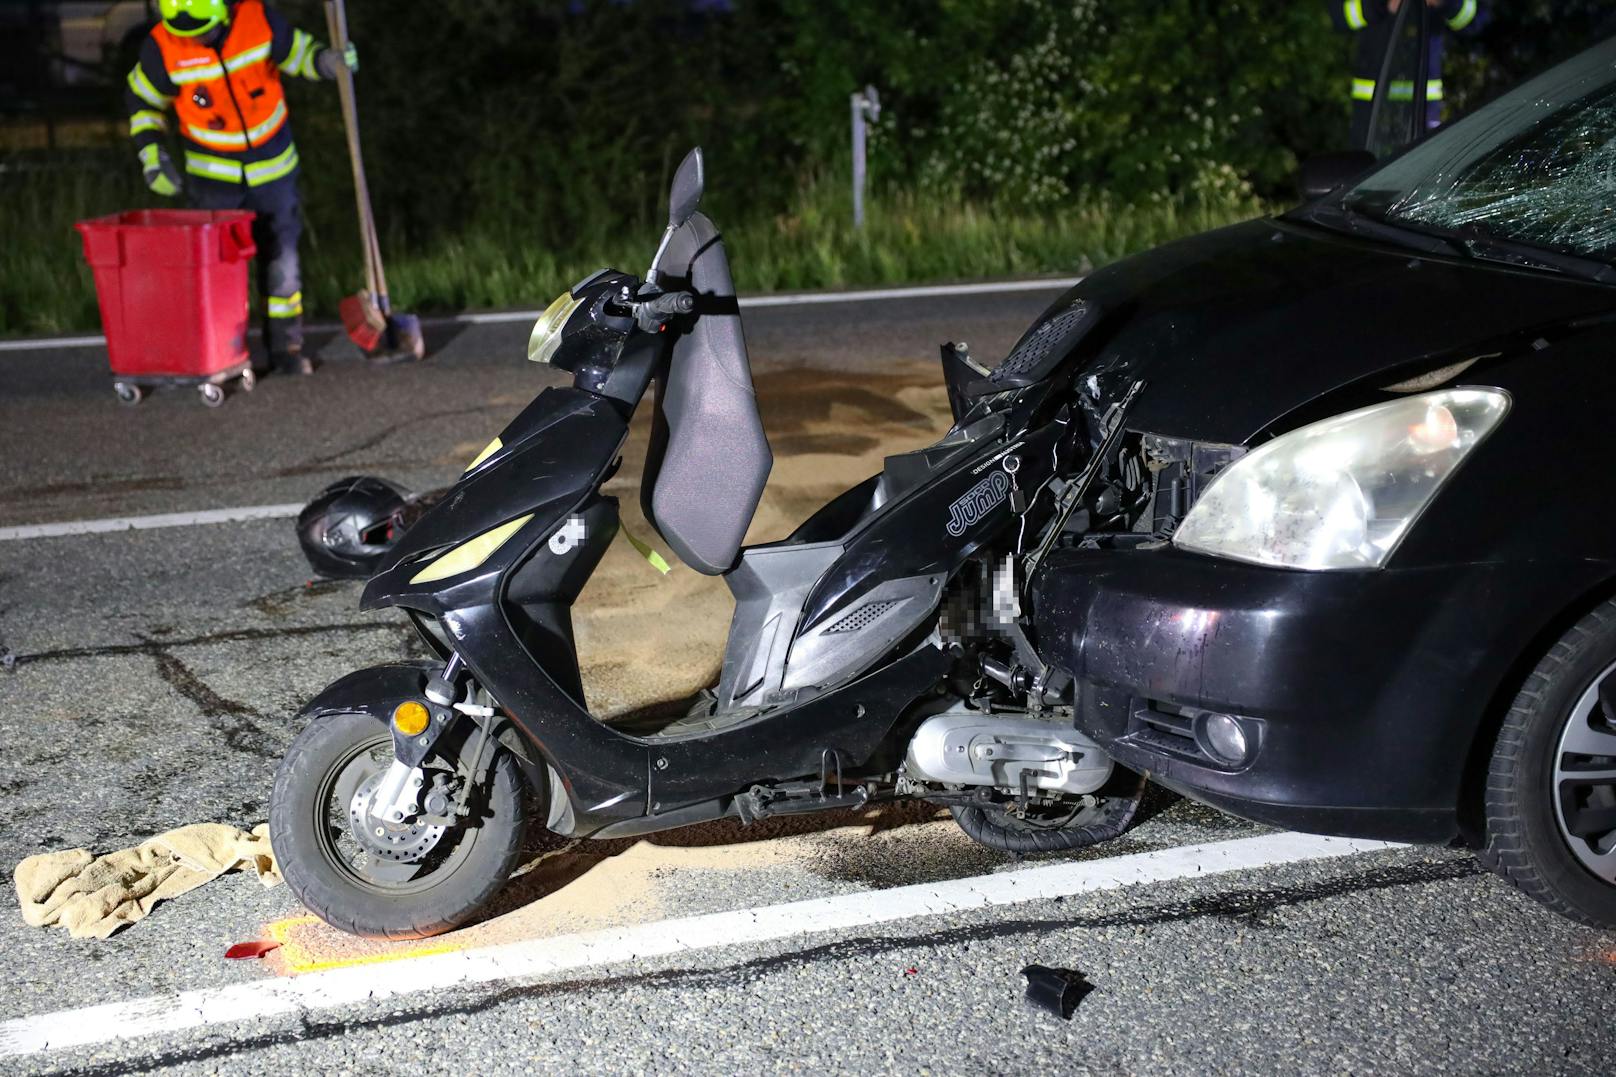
[75,209,257,405]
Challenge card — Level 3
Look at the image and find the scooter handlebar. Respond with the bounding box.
[646,292,696,315]
[630,290,696,332]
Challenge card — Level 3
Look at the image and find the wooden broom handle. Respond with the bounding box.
[323,0,386,303]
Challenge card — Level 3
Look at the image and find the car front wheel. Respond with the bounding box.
[1483,600,1616,928]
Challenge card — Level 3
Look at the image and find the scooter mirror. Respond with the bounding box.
[667,147,705,230]
[649,147,706,280]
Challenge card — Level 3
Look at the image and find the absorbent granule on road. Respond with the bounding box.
[570,361,953,720]
[13,822,279,939]
[263,834,812,973]
[263,805,958,974]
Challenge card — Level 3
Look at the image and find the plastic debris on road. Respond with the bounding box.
[224,940,284,960]
[1021,964,1096,1020]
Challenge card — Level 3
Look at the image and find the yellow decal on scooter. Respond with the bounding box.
[464,437,503,472]
[410,513,534,584]
[620,525,672,575]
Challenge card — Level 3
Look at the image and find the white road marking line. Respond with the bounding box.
[0,333,107,351]
[0,832,1399,1058]
[0,504,303,542]
[449,278,1082,324]
[738,278,1081,307]
[0,278,1083,353]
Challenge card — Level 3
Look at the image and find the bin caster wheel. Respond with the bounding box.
[239,369,256,393]
[199,383,226,408]
[113,382,143,407]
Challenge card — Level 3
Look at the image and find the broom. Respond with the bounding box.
[325,0,424,362]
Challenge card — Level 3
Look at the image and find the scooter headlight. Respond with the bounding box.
[527,291,585,365]
[1173,388,1509,570]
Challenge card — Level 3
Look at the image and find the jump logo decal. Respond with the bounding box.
[947,471,1011,536]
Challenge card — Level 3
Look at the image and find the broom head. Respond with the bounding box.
[339,290,386,352]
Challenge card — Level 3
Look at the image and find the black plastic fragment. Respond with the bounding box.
[1021,964,1095,1019]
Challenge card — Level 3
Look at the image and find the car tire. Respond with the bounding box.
[1482,600,1616,928]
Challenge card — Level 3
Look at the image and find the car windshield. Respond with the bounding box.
[1339,36,1616,264]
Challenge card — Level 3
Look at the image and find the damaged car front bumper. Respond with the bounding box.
[1032,544,1601,845]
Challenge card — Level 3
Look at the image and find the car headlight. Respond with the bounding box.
[526,290,584,364]
[1173,388,1509,570]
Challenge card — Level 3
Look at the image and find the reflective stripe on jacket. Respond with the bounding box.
[1350,77,1445,102]
[183,143,301,186]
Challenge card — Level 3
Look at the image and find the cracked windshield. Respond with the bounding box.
[1345,37,1616,259]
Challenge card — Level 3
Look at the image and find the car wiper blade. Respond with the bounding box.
[1301,203,1616,285]
[1446,221,1616,285]
[1292,202,1463,257]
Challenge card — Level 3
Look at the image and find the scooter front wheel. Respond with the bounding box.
[270,711,528,939]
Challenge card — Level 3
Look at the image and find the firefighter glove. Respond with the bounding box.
[316,42,359,79]
[140,144,182,198]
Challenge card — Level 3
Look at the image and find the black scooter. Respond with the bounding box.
[269,150,1145,938]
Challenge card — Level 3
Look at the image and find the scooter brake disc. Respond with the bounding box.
[348,772,448,863]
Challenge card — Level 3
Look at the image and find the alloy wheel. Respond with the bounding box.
[1552,664,1616,884]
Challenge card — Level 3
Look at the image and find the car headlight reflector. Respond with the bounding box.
[1173,388,1509,570]
[526,291,584,364]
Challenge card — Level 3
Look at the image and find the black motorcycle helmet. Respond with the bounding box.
[296,476,414,579]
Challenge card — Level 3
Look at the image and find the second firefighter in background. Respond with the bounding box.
[1330,0,1489,149]
[124,0,356,375]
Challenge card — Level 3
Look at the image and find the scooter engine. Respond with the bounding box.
[903,701,1114,797]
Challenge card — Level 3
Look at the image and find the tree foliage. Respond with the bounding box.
[223,2,1616,251]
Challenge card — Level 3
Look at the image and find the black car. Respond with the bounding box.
[1027,36,1616,926]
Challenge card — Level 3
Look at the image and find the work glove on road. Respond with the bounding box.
[315,42,359,79]
[139,144,182,198]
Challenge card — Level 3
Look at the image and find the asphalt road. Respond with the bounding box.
[0,286,1612,1076]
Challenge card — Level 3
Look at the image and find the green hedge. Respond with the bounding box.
[271,0,1354,250]
[6,0,1613,334]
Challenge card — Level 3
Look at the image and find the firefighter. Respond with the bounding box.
[1330,0,1489,150]
[124,0,357,375]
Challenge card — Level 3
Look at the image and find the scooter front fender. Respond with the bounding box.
[299,660,439,724]
[296,660,549,796]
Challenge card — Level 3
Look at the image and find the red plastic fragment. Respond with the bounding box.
[224,940,282,960]
[904,967,918,976]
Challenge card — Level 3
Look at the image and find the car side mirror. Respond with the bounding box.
[1298,150,1377,202]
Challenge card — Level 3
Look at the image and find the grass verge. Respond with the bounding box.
[0,163,1264,338]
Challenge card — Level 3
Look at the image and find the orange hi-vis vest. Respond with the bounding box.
[152,0,287,156]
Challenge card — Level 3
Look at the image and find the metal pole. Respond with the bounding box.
[851,91,867,230]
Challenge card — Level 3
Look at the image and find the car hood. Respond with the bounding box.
[1041,218,1616,444]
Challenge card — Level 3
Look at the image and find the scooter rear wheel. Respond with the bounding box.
[270,711,528,939]
[951,767,1147,855]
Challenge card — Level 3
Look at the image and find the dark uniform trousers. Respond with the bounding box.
[189,173,304,358]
